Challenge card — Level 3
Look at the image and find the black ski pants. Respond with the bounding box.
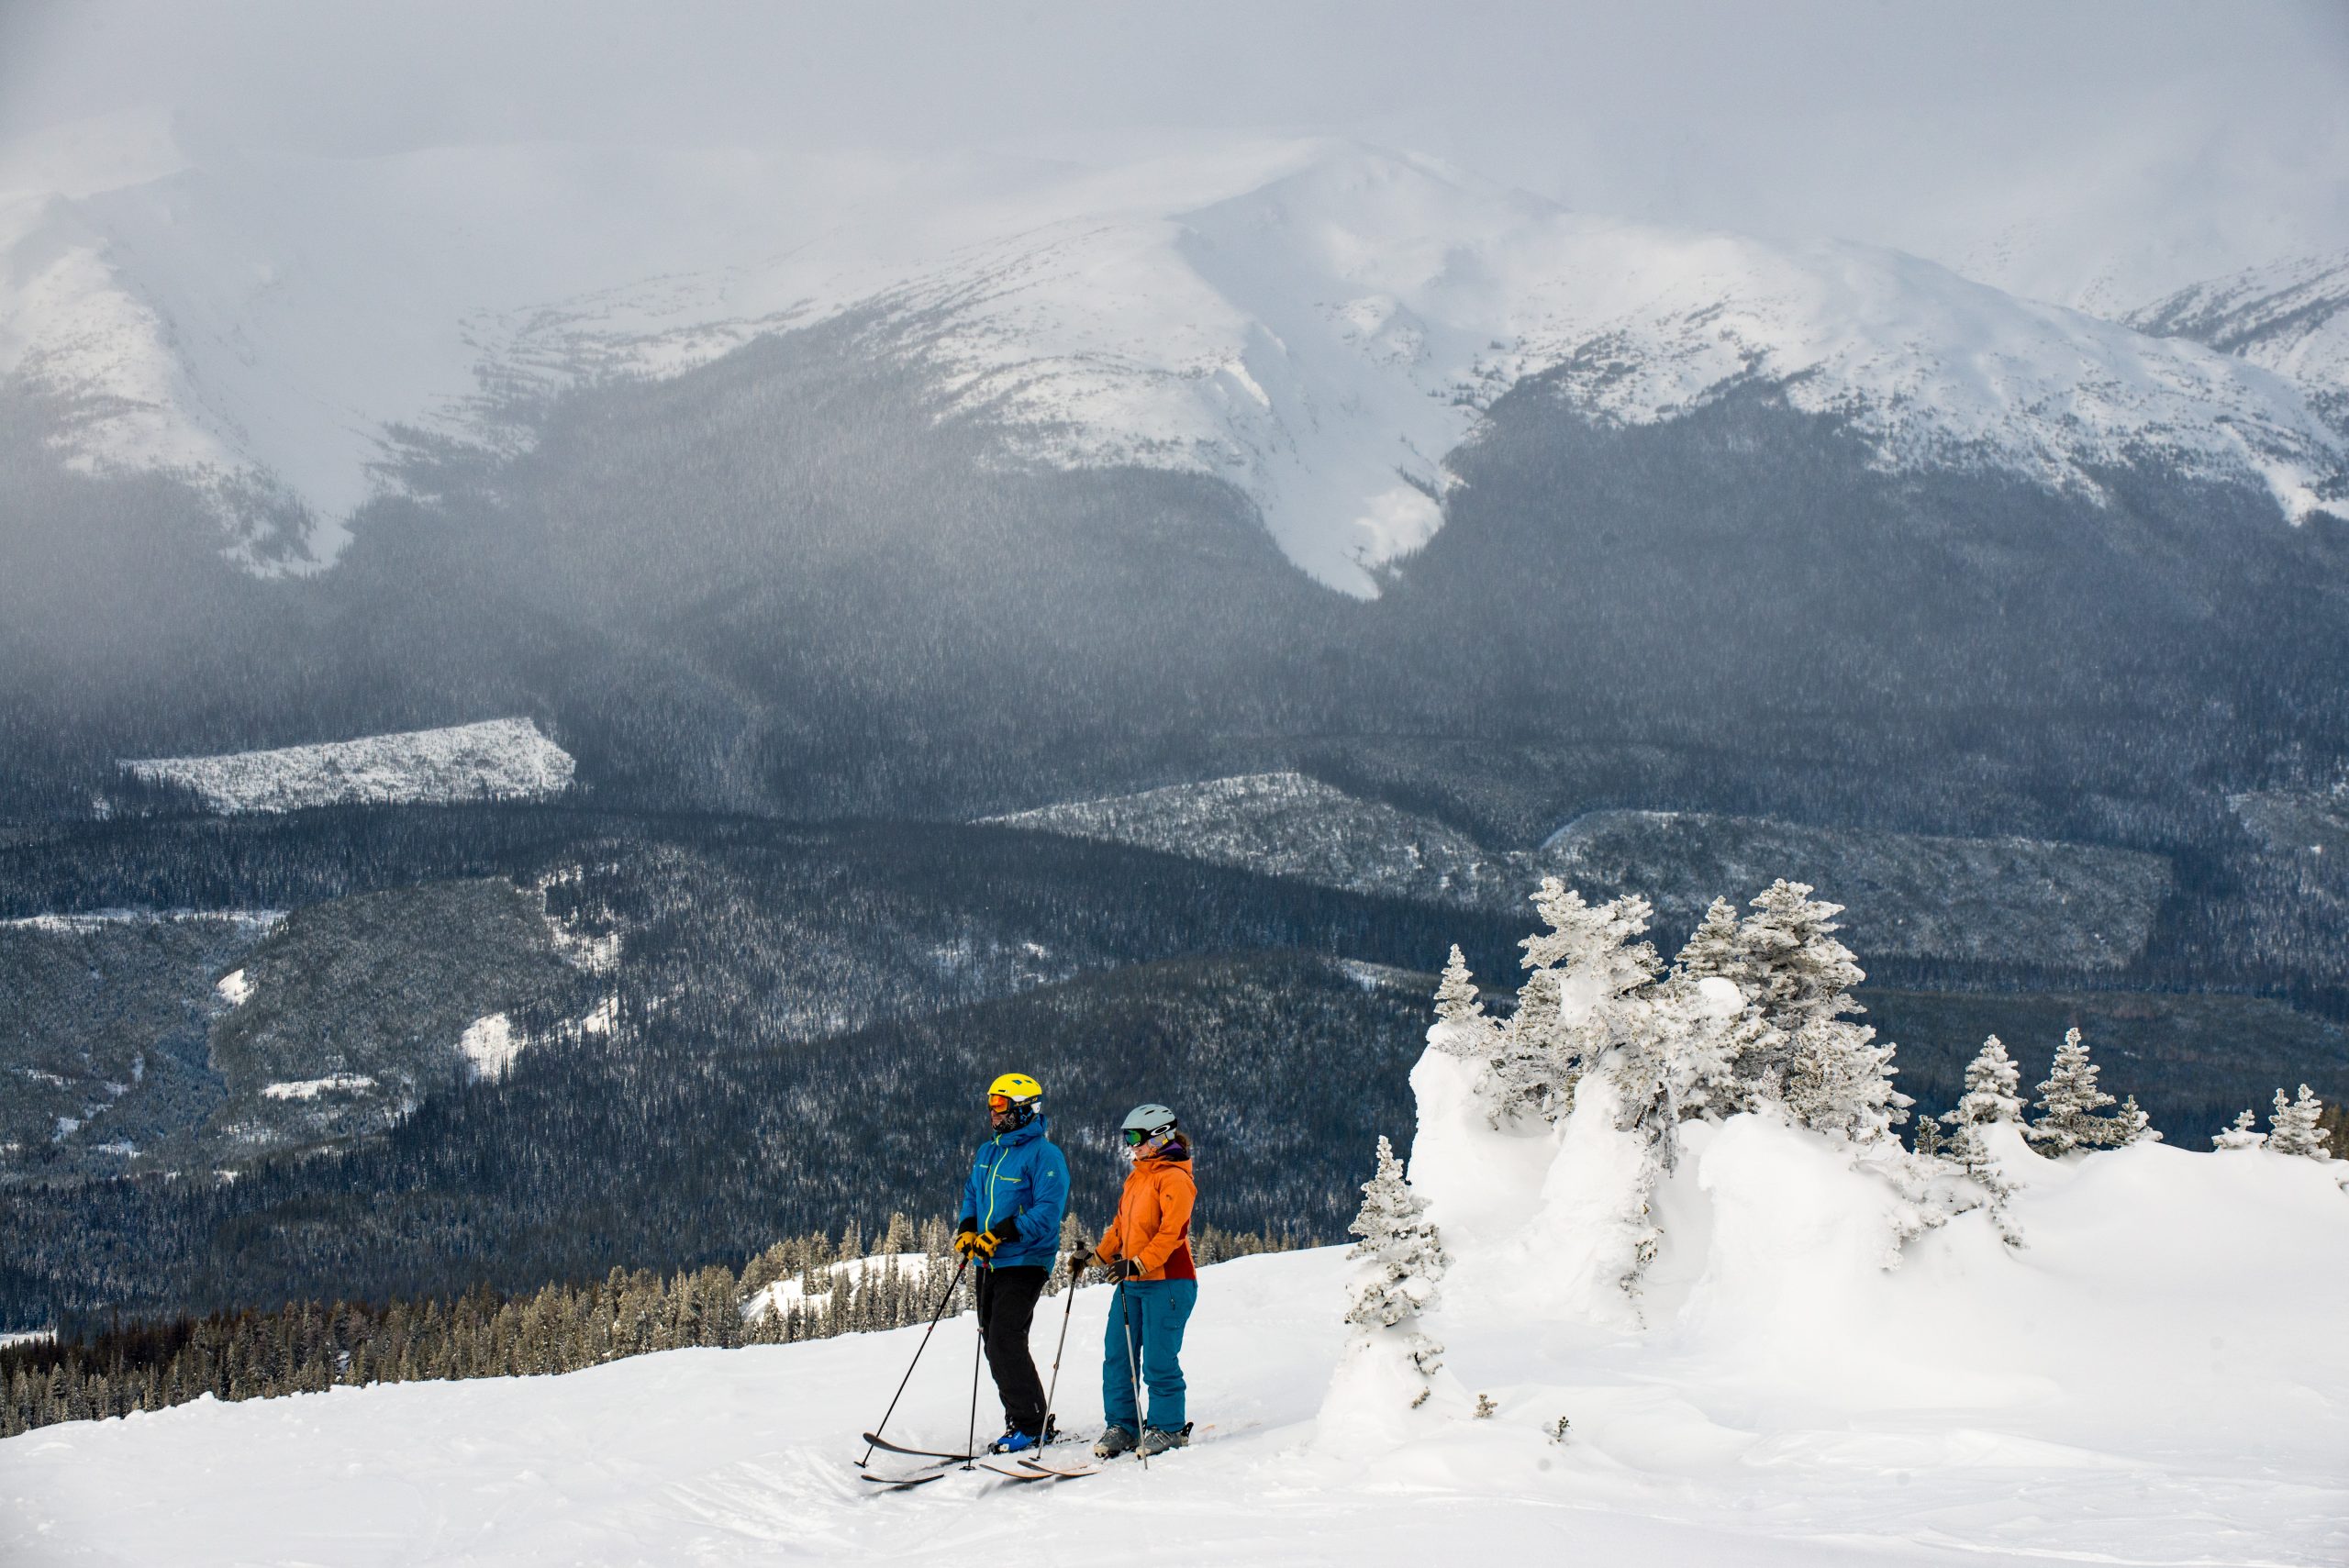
[975,1264,1050,1436]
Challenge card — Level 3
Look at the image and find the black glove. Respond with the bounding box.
[1065,1251,1096,1277]
[1111,1258,1143,1280]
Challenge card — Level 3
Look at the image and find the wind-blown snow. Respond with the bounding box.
[7,127,2343,593]
[120,717,573,814]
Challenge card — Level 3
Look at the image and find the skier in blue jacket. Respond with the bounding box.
[952,1071,1069,1454]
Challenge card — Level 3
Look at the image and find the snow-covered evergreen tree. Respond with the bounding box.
[1343,1135,1448,1398]
[1732,880,1866,1035]
[1475,880,1659,1127]
[1912,1115,1945,1159]
[2110,1095,2161,1147]
[1782,1006,1907,1144]
[1673,896,1744,983]
[1945,1035,2025,1130]
[1428,944,1501,1061]
[1939,1035,2026,1243]
[1620,968,1752,1162]
[1724,881,1908,1142]
[2211,1108,2268,1151]
[2267,1085,2332,1159]
[2027,1029,2132,1153]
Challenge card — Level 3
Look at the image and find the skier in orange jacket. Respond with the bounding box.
[1067,1103,1197,1460]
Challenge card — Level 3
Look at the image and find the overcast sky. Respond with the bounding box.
[4,0,2346,300]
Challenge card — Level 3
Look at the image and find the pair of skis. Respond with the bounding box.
[858,1431,1097,1490]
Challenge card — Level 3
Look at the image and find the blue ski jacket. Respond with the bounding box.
[958,1117,1069,1272]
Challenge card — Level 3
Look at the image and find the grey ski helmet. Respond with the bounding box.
[1120,1103,1178,1148]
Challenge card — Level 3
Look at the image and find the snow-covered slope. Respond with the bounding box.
[119,717,573,813]
[8,127,2343,593]
[2126,250,2349,417]
[6,1140,2342,1565]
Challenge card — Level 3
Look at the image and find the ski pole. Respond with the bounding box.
[1118,1273,1149,1471]
[1041,1249,1084,1438]
[859,1254,969,1469]
[965,1269,985,1471]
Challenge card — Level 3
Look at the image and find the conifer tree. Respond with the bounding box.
[2110,1095,2160,1147]
[1429,945,1501,1060]
[1480,882,1659,1126]
[2267,1085,2332,1159]
[1939,1035,2026,1243]
[1343,1136,1447,1404]
[1725,881,1907,1141]
[2027,1029,2132,1153]
[1673,896,1743,983]
[1944,1036,2025,1131]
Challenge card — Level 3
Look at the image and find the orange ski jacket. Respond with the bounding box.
[1095,1140,1197,1282]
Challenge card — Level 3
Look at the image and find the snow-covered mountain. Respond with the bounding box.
[7,124,2343,594]
[2126,249,2349,418]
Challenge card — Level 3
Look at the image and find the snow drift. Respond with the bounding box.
[1310,879,2348,1562]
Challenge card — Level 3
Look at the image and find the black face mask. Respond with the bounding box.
[992,1102,1036,1133]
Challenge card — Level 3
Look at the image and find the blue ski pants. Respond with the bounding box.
[1102,1277,1197,1433]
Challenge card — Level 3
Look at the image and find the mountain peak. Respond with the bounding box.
[6,139,2344,591]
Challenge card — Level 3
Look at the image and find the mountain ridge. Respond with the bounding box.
[8,136,2344,592]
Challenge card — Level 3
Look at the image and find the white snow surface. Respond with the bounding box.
[2126,248,2349,406]
[9,1072,2344,1564]
[7,125,2343,593]
[740,1254,931,1324]
[0,908,282,937]
[257,1074,375,1101]
[120,717,573,814]
[455,1015,521,1082]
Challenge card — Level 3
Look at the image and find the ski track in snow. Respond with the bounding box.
[6,1230,2342,1567]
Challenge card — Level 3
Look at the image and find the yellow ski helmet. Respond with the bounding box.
[987,1072,1043,1107]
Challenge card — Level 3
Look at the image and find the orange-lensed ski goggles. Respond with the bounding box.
[988,1094,1019,1111]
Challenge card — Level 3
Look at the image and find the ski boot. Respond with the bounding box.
[1092,1426,1138,1459]
[987,1427,1042,1456]
[1136,1422,1192,1458]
